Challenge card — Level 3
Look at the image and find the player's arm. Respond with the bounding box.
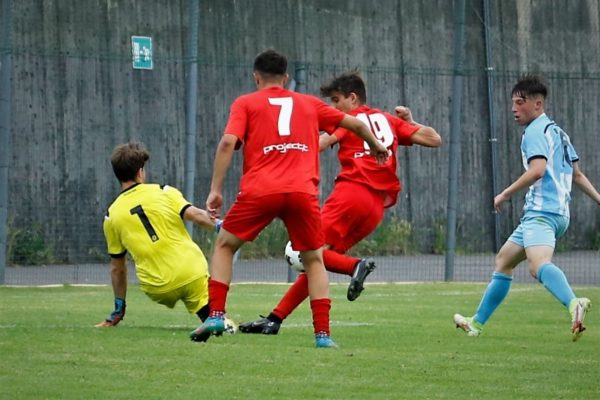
[572,161,600,205]
[319,133,339,152]
[183,205,219,231]
[96,256,127,327]
[409,126,441,148]
[338,115,388,163]
[207,133,238,216]
[395,106,442,148]
[494,157,546,213]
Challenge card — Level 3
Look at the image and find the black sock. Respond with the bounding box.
[196,304,209,322]
[267,313,283,324]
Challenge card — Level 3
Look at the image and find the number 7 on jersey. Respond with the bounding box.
[269,97,293,136]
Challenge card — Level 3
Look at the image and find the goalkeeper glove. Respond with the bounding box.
[96,297,126,327]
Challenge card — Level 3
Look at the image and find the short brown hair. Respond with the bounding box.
[110,142,149,182]
[320,70,367,103]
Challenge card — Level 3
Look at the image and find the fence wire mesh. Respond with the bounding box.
[1,0,599,285]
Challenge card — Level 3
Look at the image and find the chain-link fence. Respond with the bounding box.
[1,0,599,285]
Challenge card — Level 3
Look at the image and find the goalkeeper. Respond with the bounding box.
[97,142,227,333]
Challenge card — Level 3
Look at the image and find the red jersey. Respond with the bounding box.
[332,105,419,208]
[224,86,345,196]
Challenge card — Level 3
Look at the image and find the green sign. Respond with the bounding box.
[131,36,153,70]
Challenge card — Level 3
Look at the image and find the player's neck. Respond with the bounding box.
[258,82,284,90]
[120,180,141,191]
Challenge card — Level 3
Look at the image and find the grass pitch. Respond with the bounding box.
[1,283,598,399]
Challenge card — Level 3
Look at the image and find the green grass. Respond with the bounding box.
[1,283,598,399]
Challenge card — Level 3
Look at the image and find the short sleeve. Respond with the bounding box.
[523,130,550,162]
[567,142,579,163]
[391,115,420,146]
[162,185,192,217]
[223,97,248,142]
[103,212,126,257]
[314,98,345,134]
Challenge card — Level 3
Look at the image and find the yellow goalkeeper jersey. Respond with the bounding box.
[103,183,208,294]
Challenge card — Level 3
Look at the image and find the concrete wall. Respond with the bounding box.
[3,0,599,262]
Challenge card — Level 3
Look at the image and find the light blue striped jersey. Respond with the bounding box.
[520,113,579,217]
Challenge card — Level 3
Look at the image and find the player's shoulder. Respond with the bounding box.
[525,114,553,135]
[159,184,183,195]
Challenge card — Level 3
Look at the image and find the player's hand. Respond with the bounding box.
[368,141,390,165]
[493,192,510,213]
[95,297,126,327]
[206,191,223,217]
[395,106,414,124]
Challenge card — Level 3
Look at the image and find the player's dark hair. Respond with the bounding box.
[320,70,367,103]
[512,74,548,99]
[253,49,287,77]
[110,142,150,182]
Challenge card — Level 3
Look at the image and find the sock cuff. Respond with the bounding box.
[209,278,230,290]
[267,312,283,324]
[492,271,513,281]
[310,298,331,309]
[537,263,554,283]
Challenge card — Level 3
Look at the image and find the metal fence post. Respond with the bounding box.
[0,0,14,284]
[483,0,502,252]
[285,61,308,283]
[445,0,466,282]
[184,0,199,234]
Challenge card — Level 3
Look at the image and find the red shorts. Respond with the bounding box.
[222,192,324,251]
[321,180,385,253]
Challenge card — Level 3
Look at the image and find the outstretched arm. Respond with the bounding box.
[395,106,442,148]
[494,158,546,213]
[206,133,238,217]
[96,256,127,327]
[110,256,127,300]
[183,206,217,231]
[572,161,600,205]
[319,133,339,152]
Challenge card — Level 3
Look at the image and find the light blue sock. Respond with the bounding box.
[473,272,513,325]
[537,263,575,307]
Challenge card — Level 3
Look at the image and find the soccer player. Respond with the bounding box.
[189,50,389,348]
[97,142,232,332]
[454,74,600,341]
[239,70,441,335]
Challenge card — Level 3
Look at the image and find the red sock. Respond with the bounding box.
[323,249,359,275]
[310,298,331,336]
[272,273,309,320]
[208,278,229,317]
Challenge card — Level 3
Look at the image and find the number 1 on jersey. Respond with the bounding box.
[269,97,293,136]
[130,205,159,242]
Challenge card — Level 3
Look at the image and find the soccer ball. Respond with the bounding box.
[223,316,237,335]
[285,241,304,272]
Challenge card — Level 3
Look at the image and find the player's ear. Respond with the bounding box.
[137,167,145,182]
[282,73,289,86]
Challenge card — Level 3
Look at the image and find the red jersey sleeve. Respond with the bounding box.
[224,97,248,142]
[330,126,348,142]
[391,114,419,146]
[313,98,346,134]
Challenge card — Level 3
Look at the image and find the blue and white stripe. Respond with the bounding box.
[520,113,577,217]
